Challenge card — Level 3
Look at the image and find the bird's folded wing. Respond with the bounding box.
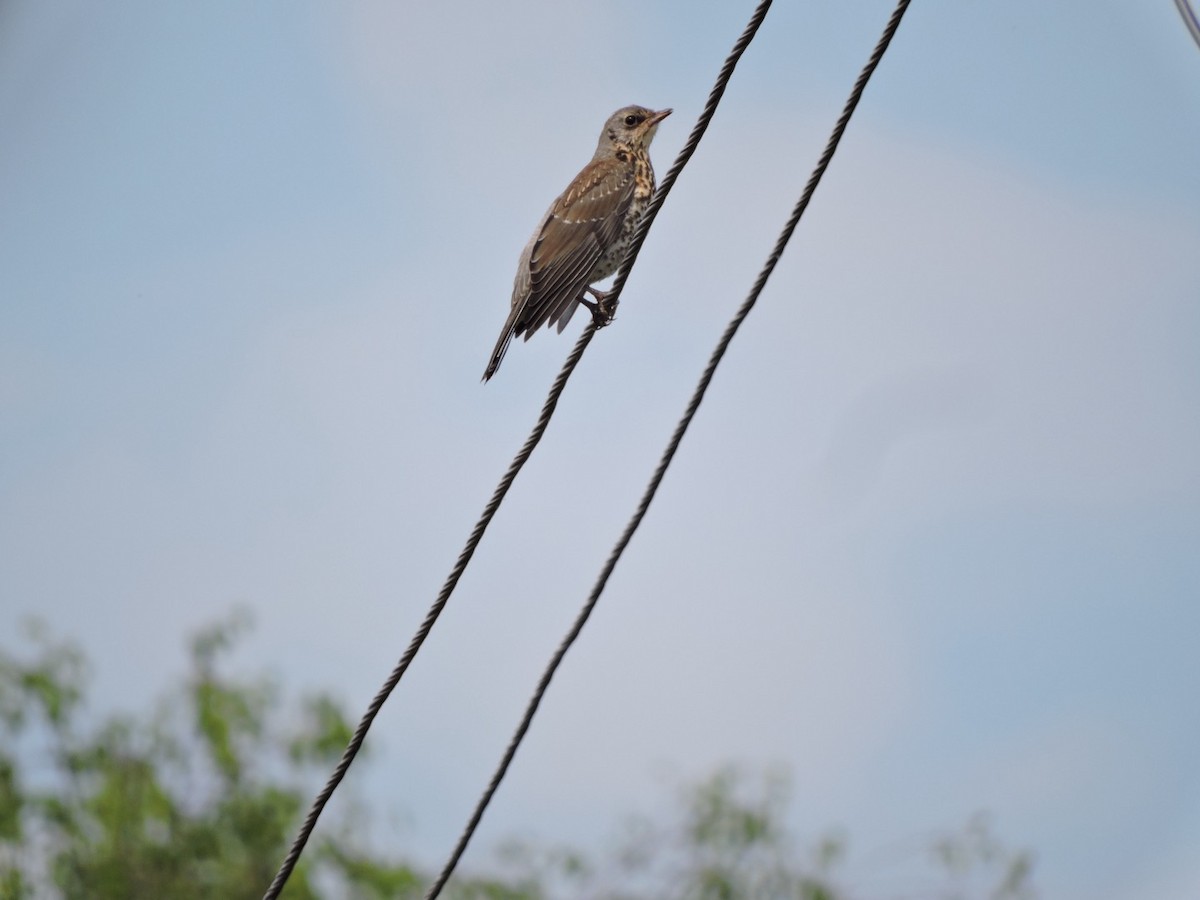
[518,159,635,335]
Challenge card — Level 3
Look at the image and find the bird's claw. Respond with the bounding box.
[583,289,618,328]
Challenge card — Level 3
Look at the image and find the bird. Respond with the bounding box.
[482,105,672,381]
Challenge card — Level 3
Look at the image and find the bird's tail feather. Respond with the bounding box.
[482,304,523,381]
[554,296,582,334]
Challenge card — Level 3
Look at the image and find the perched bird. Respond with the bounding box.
[483,105,672,381]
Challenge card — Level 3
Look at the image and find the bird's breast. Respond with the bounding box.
[632,152,656,202]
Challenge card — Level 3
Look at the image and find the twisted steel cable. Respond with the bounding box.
[1177,0,1200,48]
[261,329,594,900]
[422,1,913,896]
[606,0,776,307]
[262,3,774,898]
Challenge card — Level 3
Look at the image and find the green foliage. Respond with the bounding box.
[484,767,1034,900]
[0,615,402,900]
[0,618,1037,900]
[190,613,271,785]
[0,620,84,732]
[599,766,843,900]
[0,756,20,842]
[289,697,355,767]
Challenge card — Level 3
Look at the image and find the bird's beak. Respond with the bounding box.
[648,108,673,126]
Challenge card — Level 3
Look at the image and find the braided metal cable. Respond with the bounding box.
[262,4,775,898]
[422,1,913,896]
[261,326,594,900]
[1178,0,1200,48]
[605,0,775,307]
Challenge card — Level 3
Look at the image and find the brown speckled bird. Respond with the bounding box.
[483,105,671,381]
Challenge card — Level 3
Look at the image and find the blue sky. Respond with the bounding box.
[2,2,1198,897]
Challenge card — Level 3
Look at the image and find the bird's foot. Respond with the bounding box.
[582,287,618,328]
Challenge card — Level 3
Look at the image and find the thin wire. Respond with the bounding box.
[423,1,913,897]
[1177,0,1200,48]
[607,1,774,307]
[262,3,775,896]
[261,324,596,900]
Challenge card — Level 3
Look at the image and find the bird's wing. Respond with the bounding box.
[516,157,636,336]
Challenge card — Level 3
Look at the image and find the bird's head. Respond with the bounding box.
[598,106,672,154]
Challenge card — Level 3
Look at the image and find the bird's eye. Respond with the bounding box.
[624,114,642,127]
